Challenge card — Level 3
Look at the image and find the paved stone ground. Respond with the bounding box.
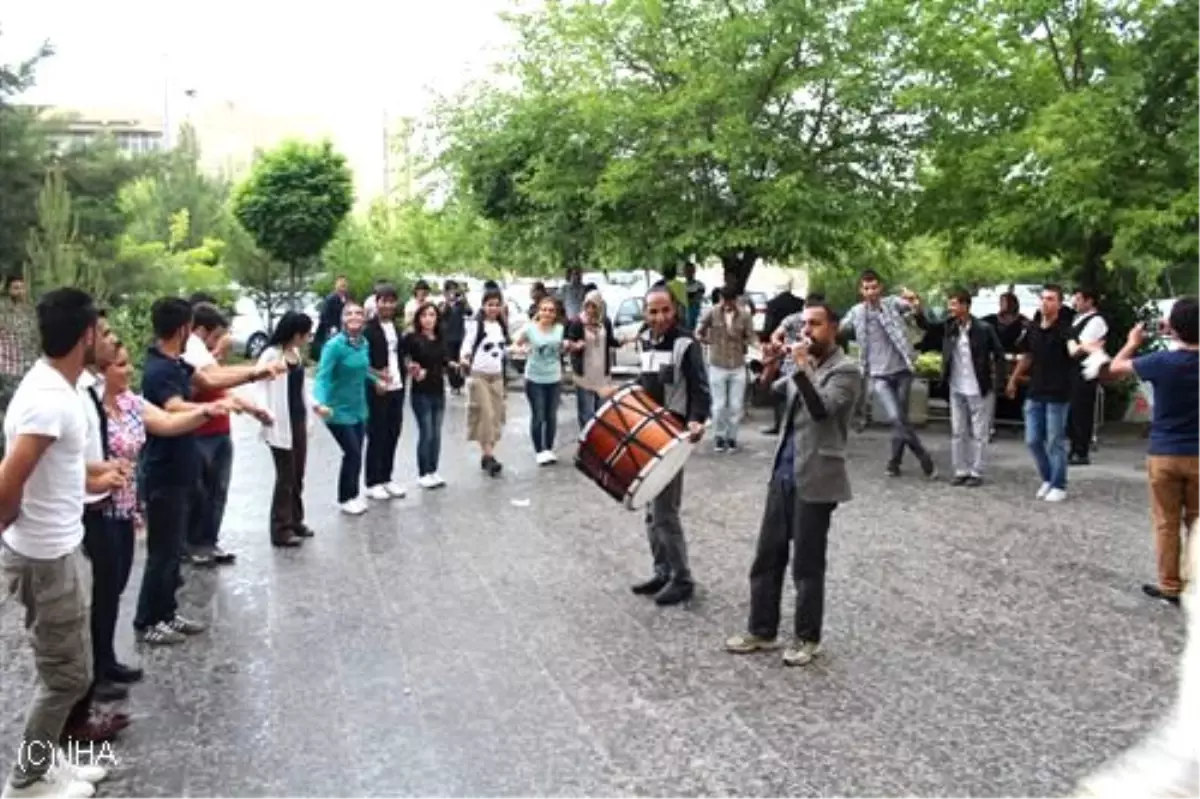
[0,392,1187,797]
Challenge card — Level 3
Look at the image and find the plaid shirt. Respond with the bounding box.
[0,299,38,377]
[842,297,917,374]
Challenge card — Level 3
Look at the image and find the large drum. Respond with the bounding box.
[576,384,694,510]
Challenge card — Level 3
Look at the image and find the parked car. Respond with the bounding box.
[230,294,320,359]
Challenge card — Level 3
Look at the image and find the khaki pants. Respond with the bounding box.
[0,544,93,786]
[1147,455,1199,596]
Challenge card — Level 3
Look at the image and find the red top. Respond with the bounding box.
[193,386,231,436]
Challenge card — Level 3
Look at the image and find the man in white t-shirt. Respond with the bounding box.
[1067,288,1109,465]
[0,288,121,798]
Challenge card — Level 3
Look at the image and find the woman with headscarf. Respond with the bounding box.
[565,289,616,429]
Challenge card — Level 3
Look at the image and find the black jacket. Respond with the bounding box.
[941,316,1007,396]
[439,298,472,345]
[564,317,616,376]
[318,292,346,339]
[764,292,805,339]
[364,317,407,384]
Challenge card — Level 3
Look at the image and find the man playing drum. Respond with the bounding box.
[600,288,710,606]
[724,302,863,665]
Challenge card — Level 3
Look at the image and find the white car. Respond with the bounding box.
[230,294,320,359]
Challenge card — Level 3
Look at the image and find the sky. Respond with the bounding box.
[4,0,528,197]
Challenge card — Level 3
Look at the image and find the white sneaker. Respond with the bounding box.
[384,482,406,498]
[418,474,437,489]
[430,473,447,487]
[50,750,107,784]
[340,497,368,515]
[1044,488,1068,502]
[1036,482,1052,499]
[545,450,558,464]
[366,485,390,501]
[534,451,550,465]
[3,777,94,798]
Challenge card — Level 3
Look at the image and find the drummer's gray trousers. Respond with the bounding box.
[644,471,691,585]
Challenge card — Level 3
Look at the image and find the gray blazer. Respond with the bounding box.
[771,347,863,504]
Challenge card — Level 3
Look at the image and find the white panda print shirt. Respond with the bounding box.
[461,319,508,376]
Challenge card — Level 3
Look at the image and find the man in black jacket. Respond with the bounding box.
[942,290,1007,486]
[314,274,349,359]
[601,288,711,606]
[439,280,471,394]
[761,277,805,434]
[363,284,407,500]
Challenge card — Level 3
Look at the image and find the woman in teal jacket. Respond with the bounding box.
[313,302,383,515]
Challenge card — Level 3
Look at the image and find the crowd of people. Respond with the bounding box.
[0,265,1194,797]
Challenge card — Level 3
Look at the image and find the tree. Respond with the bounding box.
[439,0,922,288]
[0,33,52,280]
[24,165,110,302]
[231,139,355,296]
[25,165,81,296]
[120,123,230,249]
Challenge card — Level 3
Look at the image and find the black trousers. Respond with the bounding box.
[365,389,404,487]
[67,508,135,724]
[1068,373,1097,457]
[747,478,837,643]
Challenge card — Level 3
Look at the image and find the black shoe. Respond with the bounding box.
[107,662,143,684]
[714,438,727,453]
[272,536,303,548]
[1070,454,1092,466]
[885,464,901,477]
[93,681,129,702]
[631,574,670,595]
[293,525,315,538]
[654,581,695,606]
[487,457,503,477]
[213,547,236,564]
[761,427,779,436]
[726,440,738,452]
[951,475,968,486]
[1142,584,1181,606]
[964,476,984,488]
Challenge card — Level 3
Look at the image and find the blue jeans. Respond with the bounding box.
[872,371,932,470]
[1024,399,1069,489]
[326,422,366,503]
[576,388,600,430]
[525,381,560,452]
[411,392,446,477]
[709,364,747,442]
[188,434,233,551]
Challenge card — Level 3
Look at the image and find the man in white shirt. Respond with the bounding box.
[181,302,277,566]
[0,287,119,798]
[1068,288,1108,465]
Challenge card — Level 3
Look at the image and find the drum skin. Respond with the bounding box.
[577,385,686,504]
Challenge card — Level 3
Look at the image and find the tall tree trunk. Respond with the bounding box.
[721,248,760,294]
[1077,231,1113,292]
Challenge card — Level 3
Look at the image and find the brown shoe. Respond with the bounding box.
[272,535,302,548]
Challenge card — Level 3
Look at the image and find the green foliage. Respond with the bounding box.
[439,0,926,287]
[232,139,354,290]
[25,166,82,297]
[0,33,52,280]
[119,124,230,249]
